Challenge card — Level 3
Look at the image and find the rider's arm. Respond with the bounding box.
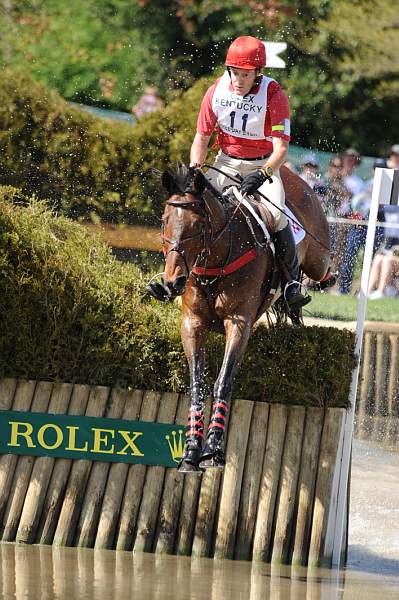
[263,137,289,173]
[190,132,211,167]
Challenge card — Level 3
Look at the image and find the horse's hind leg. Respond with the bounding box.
[200,316,252,469]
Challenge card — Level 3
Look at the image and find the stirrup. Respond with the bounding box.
[283,281,311,308]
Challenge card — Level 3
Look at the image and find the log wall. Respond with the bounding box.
[0,378,346,567]
[355,330,399,449]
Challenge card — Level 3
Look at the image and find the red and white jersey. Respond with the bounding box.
[197,71,290,158]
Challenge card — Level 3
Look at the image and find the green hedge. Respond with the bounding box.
[0,70,212,226]
[0,187,356,408]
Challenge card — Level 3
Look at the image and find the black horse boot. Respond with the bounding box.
[272,224,311,309]
[199,429,226,469]
[178,436,203,473]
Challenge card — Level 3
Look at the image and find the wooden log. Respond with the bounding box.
[0,379,36,524]
[291,407,324,566]
[16,382,73,544]
[154,394,188,555]
[0,378,17,410]
[1,543,16,598]
[356,332,375,439]
[308,408,345,568]
[52,385,110,546]
[252,403,288,562]
[36,384,91,544]
[271,406,306,564]
[191,404,231,558]
[214,399,254,559]
[387,334,399,418]
[1,380,53,541]
[94,389,143,549]
[133,392,179,553]
[235,402,269,561]
[115,390,161,550]
[175,396,212,556]
[374,334,388,417]
[74,386,129,548]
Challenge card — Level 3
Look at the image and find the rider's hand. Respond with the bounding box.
[241,168,273,195]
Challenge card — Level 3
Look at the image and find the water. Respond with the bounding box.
[0,542,398,600]
[0,439,397,599]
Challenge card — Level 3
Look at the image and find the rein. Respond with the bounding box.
[203,163,331,253]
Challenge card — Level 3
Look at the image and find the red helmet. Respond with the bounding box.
[225,36,266,70]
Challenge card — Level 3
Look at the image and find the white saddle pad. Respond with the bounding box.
[286,206,306,246]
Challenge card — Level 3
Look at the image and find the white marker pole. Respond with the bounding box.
[262,42,287,69]
[332,168,399,565]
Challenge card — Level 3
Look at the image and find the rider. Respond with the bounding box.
[189,35,310,309]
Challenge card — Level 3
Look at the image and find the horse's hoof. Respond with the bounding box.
[178,460,203,474]
[199,450,225,470]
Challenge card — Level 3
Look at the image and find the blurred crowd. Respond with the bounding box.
[288,145,399,299]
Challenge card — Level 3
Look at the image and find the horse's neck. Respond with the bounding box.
[204,189,227,232]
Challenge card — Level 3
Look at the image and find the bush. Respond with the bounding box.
[0,187,356,407]
[0,69,213,226]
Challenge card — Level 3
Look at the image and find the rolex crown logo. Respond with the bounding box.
[165,429,184,463]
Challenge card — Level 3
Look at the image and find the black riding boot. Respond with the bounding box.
[272,224,311,309]
[199,429,226,469]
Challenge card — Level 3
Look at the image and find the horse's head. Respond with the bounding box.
[147,165,209,301]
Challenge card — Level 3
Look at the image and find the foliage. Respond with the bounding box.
[0,187,356,407]
[1,1,398,153]
[0,68,213,225]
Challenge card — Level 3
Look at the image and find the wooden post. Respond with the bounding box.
[94,389,143,549]
[74,387,129,548]
[308,408,345,567]
[115,390,161,550]
[235,402,269,561]
[252,403,288,562]
[133,392,179,553]
[154,394,187,555]
[387,334,399,418]
[356,331,375,441]
[16,382,73,544]
[52,385,110,546]
[291,407,324,566]
[214,399,253,559]
[0,380,36,524]
[191,403,232,558]
[1,380,53,541]
[175,396,212,556]
[36,384,91,544]
[271,406,306,564]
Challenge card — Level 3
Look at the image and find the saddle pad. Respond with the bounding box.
[286,206,306,246]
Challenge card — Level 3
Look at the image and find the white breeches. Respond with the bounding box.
[204,151,288,231]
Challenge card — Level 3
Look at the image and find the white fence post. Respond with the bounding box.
[331,168,399,566]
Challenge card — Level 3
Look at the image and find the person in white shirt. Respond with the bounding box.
[342,148,364,196]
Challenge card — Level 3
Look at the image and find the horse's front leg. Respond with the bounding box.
[179,315,208,473]
[200,315,253,469]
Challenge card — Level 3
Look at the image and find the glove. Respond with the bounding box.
[240,168,273,195]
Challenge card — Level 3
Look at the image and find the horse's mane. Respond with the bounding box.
[170,163,192,192]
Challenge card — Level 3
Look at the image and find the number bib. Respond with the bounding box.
[212,71,273,140]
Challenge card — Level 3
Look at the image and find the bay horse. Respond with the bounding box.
[147,164,331,472]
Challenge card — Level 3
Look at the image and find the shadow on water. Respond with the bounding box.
[348,545,399,578]
[1,542,398,599]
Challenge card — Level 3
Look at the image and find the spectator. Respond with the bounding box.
[132,86,164,120]
[342,148,364,196]
[299,153,325,189]
[338,158,385,295]
[387,144,399,169]
[368,245,399,299]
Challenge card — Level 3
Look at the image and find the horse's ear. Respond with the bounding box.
[193,170,206,195]
[162,170,175,193]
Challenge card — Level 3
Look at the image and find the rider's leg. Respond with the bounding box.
[258,170,310,308]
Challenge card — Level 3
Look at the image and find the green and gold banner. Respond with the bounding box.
[0,411,186,467]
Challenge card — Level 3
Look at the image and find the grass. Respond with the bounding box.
[304,291,399,322]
